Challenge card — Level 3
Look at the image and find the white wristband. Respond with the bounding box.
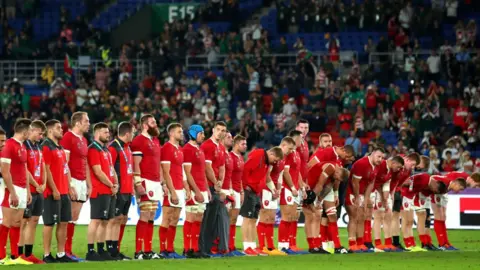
[334,191,339,197]
[266,181,275,192]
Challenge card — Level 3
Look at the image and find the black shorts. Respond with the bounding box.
[239,189,260,219]
[90,194,115,220]
[115,193,132,217]
[392,191,402,213]
[42,195,72,225]
[24,193,44,218]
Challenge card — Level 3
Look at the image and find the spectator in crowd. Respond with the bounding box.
[345,130,362,158]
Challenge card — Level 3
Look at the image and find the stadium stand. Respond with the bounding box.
[1,0,480,174]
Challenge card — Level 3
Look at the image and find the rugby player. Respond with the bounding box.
[307,161,349,254]
[41,120,76,263]
[401,172,448,251]
[345,147,384,252]
[429,171,480,250]
[86,123,118,261]
[227,135,246,256]
[60,112,90,261]
[159,123,189,259]
[183,125,209,258]
[370,156,404,252]
[241,147,284,256]
[0,119,33,265]
[199,121,227,255]
[389,153,420,251]
[19,120,46,264]
[278,130,307,254]
[131,114,163,260]
[108,122,135,260]
[258,137,295,255]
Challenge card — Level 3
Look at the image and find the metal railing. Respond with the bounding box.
[186,51,358,72]
[0,59,152,85]
[368,50,479,66]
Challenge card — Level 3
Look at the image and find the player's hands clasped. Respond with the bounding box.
[53,189,61,200]
[194,191,204,203]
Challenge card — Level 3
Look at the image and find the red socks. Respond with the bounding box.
[278,220,289,244]
[364,220,372,244]
[9,226,19,258]
[257,222,266,249]
[441,221,450,245]
[385,237,392,246]
[119,224,126,251]
[265,223,275,250]
[192,222,201,252]
[320,224,328,244]
[0,225,10,259]
[307,237,315,249]
[404,236,416,247]
[356,237,364,246]
[145,221,154,252]
[136,220,146,252]
[375,239,382,246]
[328,222,341,248]
[66,222,75,254]
[289,221,298,247]
[348,239,356,248]
[159,226,168,252]
[167,226,177,252]
[434,219,445,246]
[229,224,236,251]
[183,221,192,251]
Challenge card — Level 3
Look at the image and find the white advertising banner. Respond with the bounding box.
[0,185,479,229]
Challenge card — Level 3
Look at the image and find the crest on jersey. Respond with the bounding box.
[148,142,153,149]
[77,142,83,149]
[195,151,200,157]
[264,200,269,206]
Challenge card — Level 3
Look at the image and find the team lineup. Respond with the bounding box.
[0,113,479,265]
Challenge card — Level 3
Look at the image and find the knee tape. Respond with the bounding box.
[326,207,337,216]
[425,208,431,228]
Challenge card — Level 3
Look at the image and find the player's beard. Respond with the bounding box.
[147,126,159,137]
[100,137,109,144]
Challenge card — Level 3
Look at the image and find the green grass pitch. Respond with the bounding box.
[11,226,480,269]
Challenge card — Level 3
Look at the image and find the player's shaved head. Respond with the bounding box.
[167,123,182,134]
[14,118,32,134]
[288,130,302,138]
[281,136,295,146]
[233,135,246,145]
[268,146,284,160]
[470,173,480,184]
[117,121,134,137]
[342,145,355,156]
[391,156,405,166]
[407,152,421,165]
[31,120,47,132]
[45,119,61,129]
[93,122,109,133]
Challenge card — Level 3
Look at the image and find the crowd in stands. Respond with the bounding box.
[1,0,480,175]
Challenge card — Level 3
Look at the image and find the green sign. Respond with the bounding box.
[152,3,200,33]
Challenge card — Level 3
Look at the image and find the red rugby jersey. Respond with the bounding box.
[230,152,244,193]
[161,141,184,190]
[283,150,301,190]
[109,139,133,194]
[88,141,114,197]
[390,168,411,193]
[183,142,207,192]
[374,160,392,191]
[42,138,69,196]
[130,134,161,182]
[222,149,233,190]
[347,156,378,195]
[25,140,44,193]
[310,146,343,166]
[307,162,335,190]
[269,159,285,186]
[200,138,226,186]
[243,149,269,195]
[401,172,432,199]
[297,140,309,179]
[1,138,27,188]
[60,131,88,180]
